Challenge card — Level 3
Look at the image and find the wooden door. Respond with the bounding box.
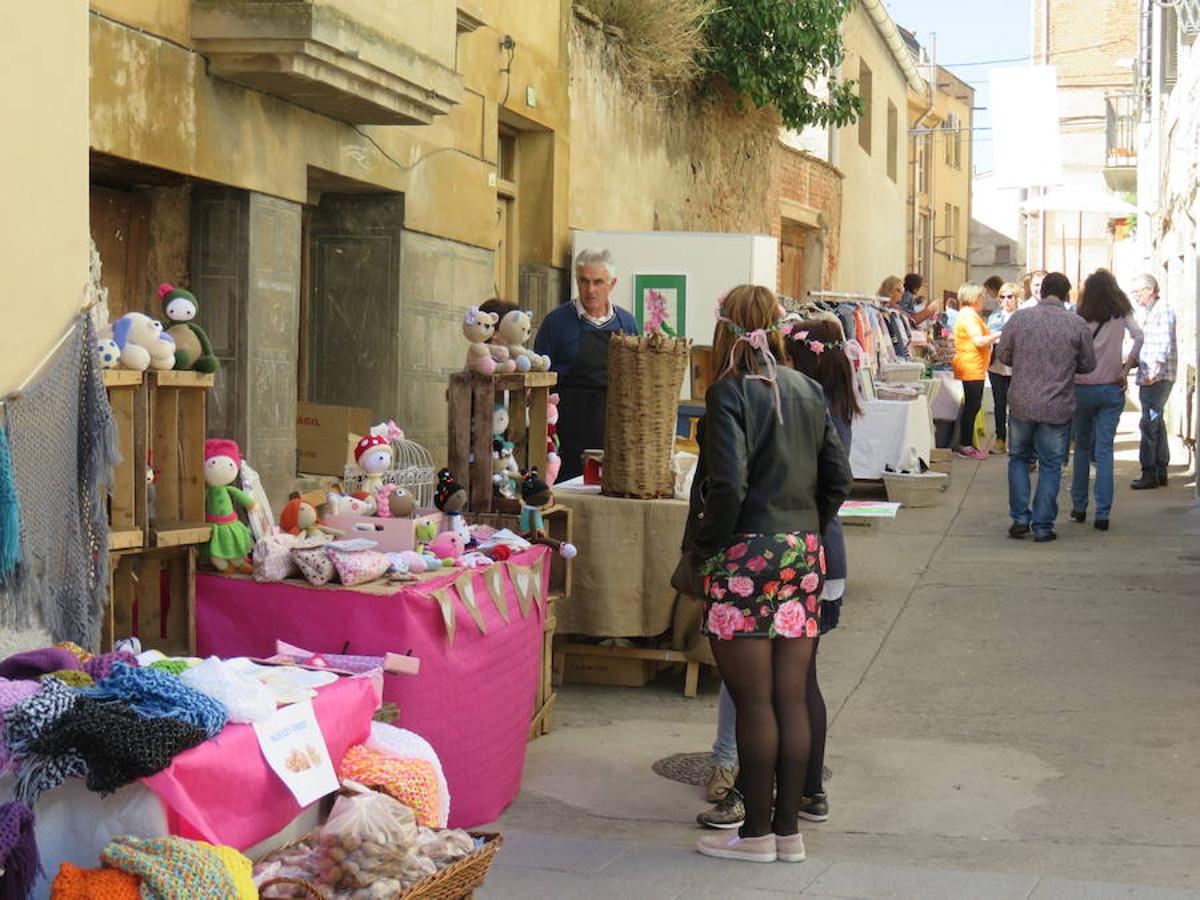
[90,185,150,319]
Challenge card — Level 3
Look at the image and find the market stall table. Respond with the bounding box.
[196,545,551,829]
[850,395,934,479]
[10,673,378,900]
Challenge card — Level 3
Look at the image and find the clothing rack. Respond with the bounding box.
[805,290,885,307]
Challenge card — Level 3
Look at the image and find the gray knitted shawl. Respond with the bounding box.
[1,315,118,648]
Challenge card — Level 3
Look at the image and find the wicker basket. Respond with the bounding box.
[882,471,949,508]
[602,332,692,498]
[257,832,503,899]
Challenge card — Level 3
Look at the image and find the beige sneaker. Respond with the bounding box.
[696,831,776,863]
[706,765,738,802]
[776,832,806,863]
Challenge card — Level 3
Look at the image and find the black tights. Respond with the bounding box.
[804,639,826,796]
[711,636,816,838]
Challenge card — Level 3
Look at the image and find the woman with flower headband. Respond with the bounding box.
[684,285,853,863]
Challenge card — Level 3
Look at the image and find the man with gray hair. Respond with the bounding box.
[534,248,638,480]
[1130,274,1177,490]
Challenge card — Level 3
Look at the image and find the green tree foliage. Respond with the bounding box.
[700,0,862,130]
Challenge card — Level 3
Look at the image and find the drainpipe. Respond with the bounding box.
[859,0,928,92]
[911,38,937,281]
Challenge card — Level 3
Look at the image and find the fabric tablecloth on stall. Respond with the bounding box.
[553,489,689,638]
[850,396,934,479]
[196,546,551,829]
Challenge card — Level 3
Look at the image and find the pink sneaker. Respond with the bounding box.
[696,831,777,862]
[776,832,807,863]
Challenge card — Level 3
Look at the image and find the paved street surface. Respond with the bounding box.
[481,409,1200,898]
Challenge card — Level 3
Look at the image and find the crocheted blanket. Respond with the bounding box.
[101,837,247,900]
[0,315,118,648]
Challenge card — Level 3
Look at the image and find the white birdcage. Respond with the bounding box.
[342,434,436,509]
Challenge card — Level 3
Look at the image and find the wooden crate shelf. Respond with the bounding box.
[529,593,559,741]
[104,370,148,551]
[447,370,558,514]
[106,547,196,656]
[553,641,701,698]
[471,504,573,599]
[149,371,213,547]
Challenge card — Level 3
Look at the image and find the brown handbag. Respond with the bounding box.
[671,554,706,598]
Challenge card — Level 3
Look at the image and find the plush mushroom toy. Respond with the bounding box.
[160,283,219,373]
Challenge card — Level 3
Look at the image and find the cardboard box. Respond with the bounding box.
[563,654,658,687]
[690,346,714,401]
[296,402,373,476]
[322,510,445,553]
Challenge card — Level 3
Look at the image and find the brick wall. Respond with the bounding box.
[773,145,844,290]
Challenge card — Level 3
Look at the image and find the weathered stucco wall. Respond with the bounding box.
[835,6,909,294]
[0,1,89,395]
[568,23,778,239]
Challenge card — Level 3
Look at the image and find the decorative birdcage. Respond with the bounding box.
[342,434,436,509]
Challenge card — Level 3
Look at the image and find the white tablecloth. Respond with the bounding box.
[850,396,934,479]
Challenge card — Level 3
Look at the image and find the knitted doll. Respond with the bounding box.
[203,440,256,574]
[518,469,577,559]
[433,468,471,546]
[279,498,343,542]
[352,422,401,498]
[159,283,219,373]
[545,392,561,486]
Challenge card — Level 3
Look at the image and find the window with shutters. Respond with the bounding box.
[887,101,898,182]
[858,60,873,154]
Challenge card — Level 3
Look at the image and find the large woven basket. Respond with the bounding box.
[257,831,503,899]
[602,332,692,498]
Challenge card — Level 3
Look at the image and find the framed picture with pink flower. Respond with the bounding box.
[634,274,687,338]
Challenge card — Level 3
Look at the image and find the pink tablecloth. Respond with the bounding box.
[142,674,378,850]
[196,547,550,828]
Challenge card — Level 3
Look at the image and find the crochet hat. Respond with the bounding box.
[354,433,389,464]
[203,439,241,468]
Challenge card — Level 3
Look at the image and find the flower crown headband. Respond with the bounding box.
[792,331,846,355]
[714,296,795,423]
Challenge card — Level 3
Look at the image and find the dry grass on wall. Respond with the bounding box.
[570,20,780,237]
[575,0,715,92]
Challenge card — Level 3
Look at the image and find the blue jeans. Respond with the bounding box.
[711,682,738,769]
[1008,417,1071,535]
[1138,380,1173,478]
[1071,384,1125,519]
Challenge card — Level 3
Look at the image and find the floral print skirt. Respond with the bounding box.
[700,532,825,640]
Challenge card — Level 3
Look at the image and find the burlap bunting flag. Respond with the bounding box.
[483,563,510,623]
[431,587,457,646]
[455,570,487,635]
[507,562,535,618]
[530,554,547,612]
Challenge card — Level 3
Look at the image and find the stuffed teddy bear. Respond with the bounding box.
[160,283,220,373]
[102,312,177,371]
[462,308,506,375]
[204,439,256,573]
[545,392,562,486]
[498,310,550,372]
[279,498,344,543]
[518,468,577,559]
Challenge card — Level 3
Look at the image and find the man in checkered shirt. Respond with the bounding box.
[1130,274,1177,490]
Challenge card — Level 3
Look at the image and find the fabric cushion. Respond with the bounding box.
[327,547,390,587]
[291,547,334,586]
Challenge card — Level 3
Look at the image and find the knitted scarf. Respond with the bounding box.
[0,802,40,900]
[0,427,18,586]
[29,698,206,795]
[50,863,139,900]
[83,663,227,738]
[82,651,138,683]
[3,678,86,806]
[101,837,238,900]
[0,648,83,681]
[1,315,119,647]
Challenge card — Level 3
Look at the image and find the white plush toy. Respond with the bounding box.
[498,310,550,373]
[101,312,177,371]
[96,338,121,369]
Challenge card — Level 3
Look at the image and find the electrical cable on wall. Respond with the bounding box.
[499,35,516,107]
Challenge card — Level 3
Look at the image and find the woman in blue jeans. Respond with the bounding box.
[699,317,860,830]
[1071,270,1143,530]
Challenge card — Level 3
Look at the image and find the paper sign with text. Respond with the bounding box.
[252,699,338,806]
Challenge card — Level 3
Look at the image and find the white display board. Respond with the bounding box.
[569,230,779,347]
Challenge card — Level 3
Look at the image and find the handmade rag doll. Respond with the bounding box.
[160,283,220,372]
[433,468,472,546]
[518,468,577,559]
[352,422,401,497]
[279,498,343,542]
[204,439,256,573]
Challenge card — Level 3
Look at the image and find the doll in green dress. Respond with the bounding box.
[204,439,256,574]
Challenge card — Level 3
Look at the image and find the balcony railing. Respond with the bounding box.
[1179,0,1200,36]
[1105,92,1138,168]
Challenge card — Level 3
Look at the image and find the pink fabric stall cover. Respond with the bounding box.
[141,673,379,849]
[195,546,550,828]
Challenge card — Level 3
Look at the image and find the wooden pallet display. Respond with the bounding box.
[106,546,196,656]
[553,642,701,698]
[529,594,558,740]
[104,370,148,551]
[447,371,557,513]
[149,371,213,548]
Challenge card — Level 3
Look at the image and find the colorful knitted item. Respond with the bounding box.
[207,844,256,899]
[0,802,41,900]
[0,678,40,714]
[101,836,236,900]
[50,863,140,900]
[42,669,93,688]
[30,698,207,795]
[0,648,83,681]
[83,651,138,683]
[53,642,93,664]
[5,679,87,805]
[338,744,443,827]
[148,659,190,677]
[83,663,227,738]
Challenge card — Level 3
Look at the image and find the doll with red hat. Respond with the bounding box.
[352,422,402,506]
[204,439,256,573]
